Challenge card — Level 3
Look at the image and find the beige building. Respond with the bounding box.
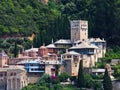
[61,39,106,76]
[61,48,95,76]
[0,51,8,68]
[71,20,88,42]
[0,66,28,90]
[59,20,106,76]
[88,38,106,59]
[0,51,27,90]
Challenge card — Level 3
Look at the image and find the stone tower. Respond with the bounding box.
[0,50,8,67]
[70,20,88,42]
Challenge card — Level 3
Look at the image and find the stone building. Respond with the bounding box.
[71,20,88,42]
[38,44,48,57]
[22,47,38,58]
[25,20,106,77]
[58,20,106,76]
[61,51,80,76]
[88,38,106,58]
[54,39,72,49]
[46,43,56,53]
[16,59,61,83]
[61,51,103,76]
[0,50,8,68]
[0,66,28,90]
[0,51,28,90]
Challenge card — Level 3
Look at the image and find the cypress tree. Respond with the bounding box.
[54,64,60,76]
[77,60,85,88]
[13,41,18,57]
[103,68,112,90]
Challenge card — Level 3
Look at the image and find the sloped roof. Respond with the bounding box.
[17,59,40,64]
[27,59,40,63]
[73,40,82,44]
[0,65,26,72]
[0,50,8,57]
[70,42,97,49]
[46,44,56,48]
[25,48,38,52]
[90,43,99,49]
[94,38,105,42]
[88,38,105,42]
[64,51,80,55]
[55,39,72,44]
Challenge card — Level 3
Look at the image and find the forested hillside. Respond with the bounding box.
[0,0,120,47]
[0,0,60,36]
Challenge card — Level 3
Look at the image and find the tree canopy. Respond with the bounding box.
[77,60,86,88]
[1,0,120,47]
[103,68,113,90]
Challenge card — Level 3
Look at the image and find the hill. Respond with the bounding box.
[0,0,120,47]
[0,0,60,36]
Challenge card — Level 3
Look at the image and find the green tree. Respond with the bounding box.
[75,0,87,12]
[37,74,52,86]
[58,72,71,82]
[93,0,117,46]
[84,73,93,88]
[54,64,61,76]
[63,2,77,15]
[77,60,85,88]
[113,64,120,79]
[103,68,112,90]
[93,81,103,90]
[13,41,18,57]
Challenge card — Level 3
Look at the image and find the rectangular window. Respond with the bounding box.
[67,55,71,58]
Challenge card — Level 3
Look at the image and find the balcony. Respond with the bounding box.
[25,66,40,69]
[80,52,94,55]
[29,69,45,73]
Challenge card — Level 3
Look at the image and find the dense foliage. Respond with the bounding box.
[58,72,71,82]
[0,0,60,36]
[22,73,103,90]
[1,0,120,46]
[113,64,120,79]
[21,74,77,90]
[0,38,32,57]
[103,68,113,90]
[94,47,120,80]
[95,46,120,68]
[77,60,86,88]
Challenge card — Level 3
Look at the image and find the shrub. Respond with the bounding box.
[91,74,104,80]
[93,81,103,90]
[58,72,71,82]
[84,73,93,88]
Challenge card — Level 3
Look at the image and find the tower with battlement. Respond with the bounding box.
[70,20,88,42]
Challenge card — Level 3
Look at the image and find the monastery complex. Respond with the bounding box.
[0,20,106,90]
